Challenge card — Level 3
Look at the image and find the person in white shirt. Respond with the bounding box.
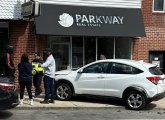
[40,48,56,104]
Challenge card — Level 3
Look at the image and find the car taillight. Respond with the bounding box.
[146,76,161,85]
[0,83,14,90]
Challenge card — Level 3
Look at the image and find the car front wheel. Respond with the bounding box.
[56,83,72,100]
[125,91,146,110]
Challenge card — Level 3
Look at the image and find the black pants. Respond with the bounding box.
[19,81,32,99]
[33,75,42,96]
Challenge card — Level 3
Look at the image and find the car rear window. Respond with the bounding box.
[149,67,163,75]
[109,63,143,74]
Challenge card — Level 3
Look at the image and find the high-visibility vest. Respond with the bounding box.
[32,62,44,75]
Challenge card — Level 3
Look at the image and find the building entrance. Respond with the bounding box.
[0,28,9,74]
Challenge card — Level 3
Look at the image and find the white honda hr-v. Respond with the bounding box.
[55,59,165,110]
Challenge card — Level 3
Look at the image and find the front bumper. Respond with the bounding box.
[149,91,165,101]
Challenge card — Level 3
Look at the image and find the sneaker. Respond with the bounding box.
[40,100,49,104]
[19,99,23,105]
[49,99,55,103]
[29,99,34,105]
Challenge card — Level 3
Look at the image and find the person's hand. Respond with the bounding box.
[38,63,41,67]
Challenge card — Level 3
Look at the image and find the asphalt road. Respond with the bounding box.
[1,108,165,120]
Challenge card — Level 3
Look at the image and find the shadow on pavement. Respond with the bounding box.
[143,103,157,110]
[71,96,158,110]
[71,96,125,107]
[0,110,13,119]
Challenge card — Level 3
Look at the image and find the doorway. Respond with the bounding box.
[0,28,9,75]
[48,37,71,71]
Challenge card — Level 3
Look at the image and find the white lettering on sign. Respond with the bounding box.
[59,13,124,28]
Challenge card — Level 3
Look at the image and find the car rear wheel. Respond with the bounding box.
[125,91,146,110]
[56,83,72,100]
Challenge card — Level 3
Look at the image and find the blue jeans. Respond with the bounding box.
[43,76,55,100]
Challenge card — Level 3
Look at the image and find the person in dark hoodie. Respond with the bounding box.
[1,45,15,77]
[18,54,33,105]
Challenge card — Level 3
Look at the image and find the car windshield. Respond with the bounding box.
[149,67,163,75]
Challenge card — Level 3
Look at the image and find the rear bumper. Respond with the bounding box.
[149,91,165,101]
[0,91,19,110]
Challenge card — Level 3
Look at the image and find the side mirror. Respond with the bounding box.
[78,69,83,73]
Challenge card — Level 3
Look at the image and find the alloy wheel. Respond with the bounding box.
[127,93,143,109]
[56,83,72,100]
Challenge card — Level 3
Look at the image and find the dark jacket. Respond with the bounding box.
[1,53,15,76]
[18,63,32,81]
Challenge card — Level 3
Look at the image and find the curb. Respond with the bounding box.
[13,105,164,110]
[14,106,124,110]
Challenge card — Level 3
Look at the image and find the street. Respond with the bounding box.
[1,108,165,120]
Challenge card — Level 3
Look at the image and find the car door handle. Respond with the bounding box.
[97,77,104,79]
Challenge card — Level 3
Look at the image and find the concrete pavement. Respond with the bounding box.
[15,94,165,110]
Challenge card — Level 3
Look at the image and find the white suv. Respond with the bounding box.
[55,59,165,110]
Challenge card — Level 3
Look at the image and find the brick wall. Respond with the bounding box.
[9,21,47,91]
[132,0,165,62]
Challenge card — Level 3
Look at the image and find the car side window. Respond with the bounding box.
[83,62,109,74]
[109,63,143,74]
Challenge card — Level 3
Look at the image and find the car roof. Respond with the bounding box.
[93,59,156,70]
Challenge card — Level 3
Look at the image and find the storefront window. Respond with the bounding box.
[48,36,132,71]
[115,37,132,59]
[72,37,83,69]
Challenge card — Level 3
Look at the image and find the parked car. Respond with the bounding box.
[55,59,165,110]
[0,76,19,110]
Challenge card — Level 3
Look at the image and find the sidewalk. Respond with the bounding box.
[15,94,165,110]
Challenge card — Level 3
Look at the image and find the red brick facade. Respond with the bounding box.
[133,0,165,62]
[9,20,48,90]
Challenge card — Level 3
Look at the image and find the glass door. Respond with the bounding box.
[48,36,70,71]
[52,43,70,71]
[84,37,96,65]
[72,37,83,69]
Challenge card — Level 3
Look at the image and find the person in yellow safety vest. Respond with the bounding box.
[32,52,44,97]
[32,63,44,76]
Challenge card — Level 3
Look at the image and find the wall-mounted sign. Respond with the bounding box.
[35,4,145,37]
[152,61,160,67]
[21,1,40,17]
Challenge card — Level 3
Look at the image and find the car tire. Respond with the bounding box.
[56,83,72,100]
[125,91,146,110]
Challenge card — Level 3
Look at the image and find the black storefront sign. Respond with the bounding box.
[35,4,145,37]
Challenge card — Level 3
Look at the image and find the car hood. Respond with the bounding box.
[55,69,73,75]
